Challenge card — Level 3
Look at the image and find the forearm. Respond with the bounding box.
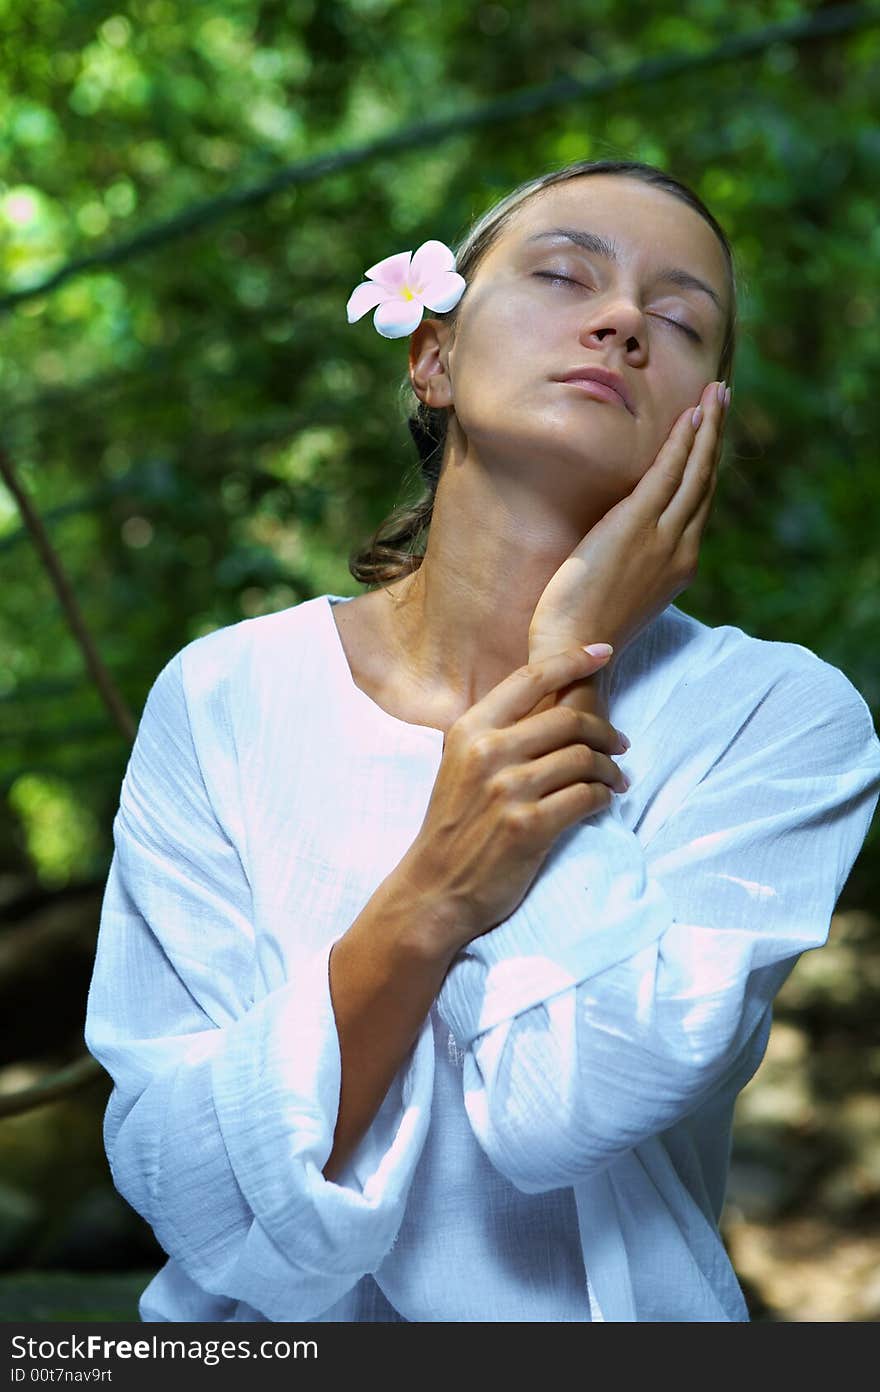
[323,870,459,1182]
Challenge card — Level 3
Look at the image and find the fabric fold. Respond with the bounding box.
[85,651,435,1322]
[84,595,880,1323]
[435,651,880,1216]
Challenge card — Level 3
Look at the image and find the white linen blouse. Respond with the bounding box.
[84,593,880,1322]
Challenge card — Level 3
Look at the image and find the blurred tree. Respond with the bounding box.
[1,0,878,1317]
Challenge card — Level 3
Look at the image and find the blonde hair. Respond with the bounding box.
[349,158,739,588]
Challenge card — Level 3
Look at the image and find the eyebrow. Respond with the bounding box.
[524,227,724,316]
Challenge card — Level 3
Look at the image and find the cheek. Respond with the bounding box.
[657,364,709,419]
[459,303,557,394]
[461,283,549,351]
[641,395,699,465]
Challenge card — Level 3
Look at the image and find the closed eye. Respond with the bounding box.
[661,319,702,343]
[534,271,587,290]
[532,272,702,343]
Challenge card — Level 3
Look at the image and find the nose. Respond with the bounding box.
[580,299,646,356]
[590,326,639,350]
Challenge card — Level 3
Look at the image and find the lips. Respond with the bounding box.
[557,367,634,415]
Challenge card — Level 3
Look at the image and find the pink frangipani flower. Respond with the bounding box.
[346,239,466,338]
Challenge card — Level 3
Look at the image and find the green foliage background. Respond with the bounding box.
[1,0,879,1321]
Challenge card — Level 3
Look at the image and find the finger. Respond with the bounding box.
[524,744,628,800]
[514,703,625,758]
[624,406,699,523]
[675,404,725,552]
[466,647,613,733]
[660,381,725,535]
[625,379,717,524]
[532,779,615,841]
[679,453,720,553]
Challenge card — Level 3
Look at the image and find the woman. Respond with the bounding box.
[85,159,880,1322]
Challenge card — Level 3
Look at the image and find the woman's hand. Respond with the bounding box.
[528,378,730,667]
[395,646,628,952]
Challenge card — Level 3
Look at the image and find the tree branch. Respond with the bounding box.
[1,4,876,312]
[0,445,136,744]
[0,1055,105,1119]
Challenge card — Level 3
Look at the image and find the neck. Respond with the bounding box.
[377,433,617,715]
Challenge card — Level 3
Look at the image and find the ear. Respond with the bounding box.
[409,317,455,411]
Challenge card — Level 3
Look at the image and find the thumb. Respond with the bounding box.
[581,642,614,660]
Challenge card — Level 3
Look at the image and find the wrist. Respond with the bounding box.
[555,676,610,723]
[528,628,613,662]
[383,858,469,967]
[528,632,610,698]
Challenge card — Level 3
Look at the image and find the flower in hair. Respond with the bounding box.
[346,239,466,338]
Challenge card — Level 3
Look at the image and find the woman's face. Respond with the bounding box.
[434,176,730,498]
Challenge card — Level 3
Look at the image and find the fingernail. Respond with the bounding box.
[617,731,631,751]
[724,385,731,410]
[716,381,726,404]
[583,643,613,657]
[618,773,631,792]
[691,405,703,428]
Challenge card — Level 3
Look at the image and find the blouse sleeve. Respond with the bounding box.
[435,654,880,1194]
[84,651,434,1322]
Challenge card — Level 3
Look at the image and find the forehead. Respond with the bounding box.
[494,176,727,285]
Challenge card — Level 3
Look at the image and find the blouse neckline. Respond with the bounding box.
[320,593,447,750]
